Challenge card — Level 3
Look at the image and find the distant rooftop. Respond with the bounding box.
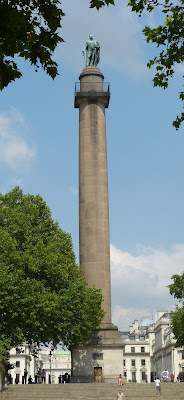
[55,349,70,356]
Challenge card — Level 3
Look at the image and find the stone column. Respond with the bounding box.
[73,66,124,383]
[75,66,111,325]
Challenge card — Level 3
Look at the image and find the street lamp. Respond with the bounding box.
[49,350,52,384]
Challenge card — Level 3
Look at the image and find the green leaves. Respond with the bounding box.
[168,273,184,346]
[168,273,184,300]
[90,0,115,9]
[170,305,184,347]
[0,187,104,353]
[127,1,184,129]
[0,0,64,89]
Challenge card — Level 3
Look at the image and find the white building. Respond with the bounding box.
[8,346,71,384]
[121,320,154,383]
[40,348,71,384]
[9,344,33,384]
[121,311,184,383]
[151,310,184,380]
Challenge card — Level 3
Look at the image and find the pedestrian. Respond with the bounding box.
[118,374,123,385]
[155,377,162,397]
[161,368,169,382]
[64,372,70,383]
[170,373,174,382]
[28,376,32,384]
[4,376,8,387]
[116,389,125,400]
[8,374,12,384]
[41,369,46,384]
[24,368,28,384]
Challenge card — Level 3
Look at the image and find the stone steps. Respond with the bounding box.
[1,383,183,400]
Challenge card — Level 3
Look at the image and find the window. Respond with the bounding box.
[142,372,146,381]
[92,353,103,360]
[123,360,126,367]
[124,372,127,377]
[182,351,184,360]
[16,361,20,368]
[141,359,145,366]
[132,372,136,382]
[131,359,135,367]
[131,347,135,353]
[16,348,21,354]
[141,347,145,353]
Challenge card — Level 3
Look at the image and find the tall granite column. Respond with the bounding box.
[77,66,111,326]
[72,65,123,383]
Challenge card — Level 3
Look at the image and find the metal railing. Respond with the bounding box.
[75,82,110,93]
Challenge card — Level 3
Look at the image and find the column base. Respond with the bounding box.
[71,324,124,383]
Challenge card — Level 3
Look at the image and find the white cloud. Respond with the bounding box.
[58,0,149,79]
[110,243,184,330]
[0,108,36,170]
[113,305,152,331]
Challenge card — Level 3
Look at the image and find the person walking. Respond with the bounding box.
[41,369,46,384]
[155,377,162,397]
[118,374,123,385]
[116,389,125,400]
[24,368,28,384]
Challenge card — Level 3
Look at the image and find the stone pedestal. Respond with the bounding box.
[72,324,124,383]
[73,66,123,383]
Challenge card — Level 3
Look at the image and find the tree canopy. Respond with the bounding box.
[0,0,64,90]
[168,273,184,346]
[0,187,104,354]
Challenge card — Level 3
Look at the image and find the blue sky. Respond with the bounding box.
[1,0,184,330]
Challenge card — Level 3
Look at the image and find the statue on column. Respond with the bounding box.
[82,35,100,67]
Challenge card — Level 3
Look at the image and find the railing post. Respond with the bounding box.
[75,82,110,93]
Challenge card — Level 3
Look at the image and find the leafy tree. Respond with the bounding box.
[91,0,184,129]
[168,273,184,346]
[0,187,104,355]
[0,0,64,90]
[90,0,115,9]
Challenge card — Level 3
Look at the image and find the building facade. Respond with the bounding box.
[9,344,33,384]
[151,310,184,381]
[121,311,184,383]
[40,348,71,384]
[8,346,71,384]
[121,320,154,383]
[8,311,184,384]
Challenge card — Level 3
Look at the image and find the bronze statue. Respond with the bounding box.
[82,35,100,67]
